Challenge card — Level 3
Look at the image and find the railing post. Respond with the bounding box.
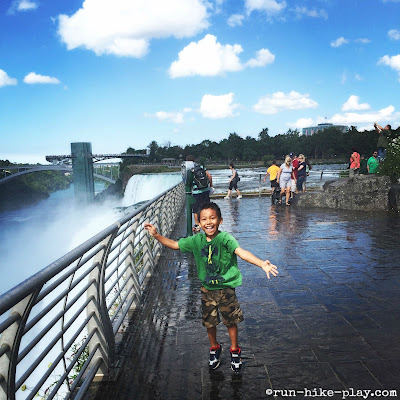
[0,294,36,400]
[87,233,116,381]
[125,214,144,310]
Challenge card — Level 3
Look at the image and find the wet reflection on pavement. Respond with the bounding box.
[92,197,400,399]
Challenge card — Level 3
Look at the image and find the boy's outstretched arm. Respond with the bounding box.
[144,223,179,250]
[234,247,278,279]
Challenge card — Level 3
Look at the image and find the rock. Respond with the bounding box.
[95,178,123,203]
[296,175,395,212]
[388,184,400,212]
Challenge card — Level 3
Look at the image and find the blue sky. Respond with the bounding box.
[1,0,400,164]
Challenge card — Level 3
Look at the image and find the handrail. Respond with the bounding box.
[0,181,185,400]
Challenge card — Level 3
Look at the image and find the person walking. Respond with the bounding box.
[290,152,299,198]
[144,202,278,373]
[263,160,280,191]
[367,151,379,174]
[349,147,360,178]
[225,163,242,199]
[296,154,307,193]
[303,157,312,192]
[185,155,213,233]
[276,155,293,206]
[359,154,368,175]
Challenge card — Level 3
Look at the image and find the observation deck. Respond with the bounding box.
[90,196,400,399]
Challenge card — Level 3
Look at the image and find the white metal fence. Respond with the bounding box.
[0,182,185,400]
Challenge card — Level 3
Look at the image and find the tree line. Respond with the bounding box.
[124,126,399,166]
[0,166,72,211]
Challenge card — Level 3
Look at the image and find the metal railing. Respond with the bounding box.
[0,182,185,400]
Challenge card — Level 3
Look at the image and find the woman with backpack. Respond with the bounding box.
[225,163,242,199]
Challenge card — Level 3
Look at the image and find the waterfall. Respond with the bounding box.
[122,173,181,207]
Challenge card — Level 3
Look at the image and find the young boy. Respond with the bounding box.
[144,202,278,373]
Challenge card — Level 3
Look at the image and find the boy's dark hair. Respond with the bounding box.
[186,155,195,161]
[198,202,222,219]
[229,163,235,168]
[387,124,392,130]
[272,160,276,165]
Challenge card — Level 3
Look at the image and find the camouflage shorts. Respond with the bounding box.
[200,286,244,328]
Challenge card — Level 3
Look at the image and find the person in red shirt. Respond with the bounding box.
[290,152,299,198]
[349,147,360,178]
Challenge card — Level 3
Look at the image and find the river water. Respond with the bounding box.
[0,165,345,294]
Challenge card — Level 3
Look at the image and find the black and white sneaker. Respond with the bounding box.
[192,224,201,233]
[209,344,222,370]
[230,347,242,373]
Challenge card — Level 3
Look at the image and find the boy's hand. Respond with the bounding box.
[261,260,278,279]
[144,223,158,237]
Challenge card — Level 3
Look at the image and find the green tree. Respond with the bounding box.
[148,141,159,162]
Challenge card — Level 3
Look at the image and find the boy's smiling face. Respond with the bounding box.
[199,207,222,240]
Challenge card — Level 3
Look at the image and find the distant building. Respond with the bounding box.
[301,123,350,136]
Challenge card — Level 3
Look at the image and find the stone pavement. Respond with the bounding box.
[91,197,400,400]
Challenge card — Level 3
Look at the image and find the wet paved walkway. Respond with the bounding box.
[91,197,400,399]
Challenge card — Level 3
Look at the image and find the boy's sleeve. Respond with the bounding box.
[223,233,240,253]
[178,236,195,253]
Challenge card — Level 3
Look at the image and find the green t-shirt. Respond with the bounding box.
[178,231,242,290]
[367,156,379,174]
[377,130,390,149]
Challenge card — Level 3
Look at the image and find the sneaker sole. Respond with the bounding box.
[209,360,221,370]
[231,364,242,373]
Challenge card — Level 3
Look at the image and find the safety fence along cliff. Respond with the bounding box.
[0,182,185,400]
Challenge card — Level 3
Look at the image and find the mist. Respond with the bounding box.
[0,173,181,294]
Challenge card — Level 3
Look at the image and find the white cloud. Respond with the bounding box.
[7,0,38,13]
[253,91,318,115]
[0,70,17,87]
[245,0,286,15]
[291,105,399,131]
[57,0,210,58]
[169,34,243,78]
[331,37,349,47]
[18,0,38,10]
[227,14,245,27]
[23,72,61,84]
[388,29,400,40]
[331,105,398,125]
[355,73,362,81]
[357,125,372,132]
[293,6,328,20]
[169,34,275,78]
[378,54,400,81]
[293,118,315,129]
[200,93,239,119]
[214,0,225,13]
[145,111,184,124]
[342,95,370,112]
[245,48,275,68]
[354,38,371,44]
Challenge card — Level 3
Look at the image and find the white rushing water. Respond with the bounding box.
[122,173,181,207]
[0,173,181,294]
